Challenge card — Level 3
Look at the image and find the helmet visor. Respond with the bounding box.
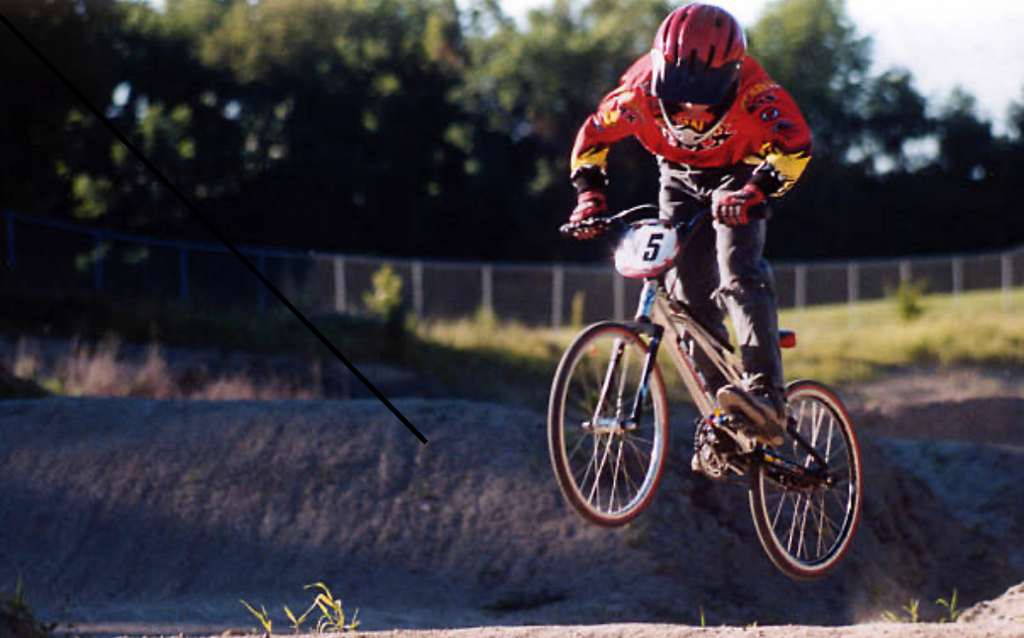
[652,57,741,106]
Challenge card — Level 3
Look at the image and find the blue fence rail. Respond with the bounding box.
[3,210,1022,327]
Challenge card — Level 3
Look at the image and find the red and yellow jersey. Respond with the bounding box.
[570,55,812,197]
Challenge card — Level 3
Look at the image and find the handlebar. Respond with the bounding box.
[560,204,767,240]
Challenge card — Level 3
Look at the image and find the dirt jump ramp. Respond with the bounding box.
[0,397,1021,631]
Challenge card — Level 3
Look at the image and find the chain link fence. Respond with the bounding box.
[4,210,1022,326]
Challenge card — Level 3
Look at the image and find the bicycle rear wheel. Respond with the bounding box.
[548,322,669,527]
[748,380,862,580]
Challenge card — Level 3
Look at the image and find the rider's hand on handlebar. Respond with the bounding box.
[712,184,766,227]
[568,190,608,239]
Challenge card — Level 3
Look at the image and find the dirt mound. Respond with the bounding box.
[1,385,1022,633]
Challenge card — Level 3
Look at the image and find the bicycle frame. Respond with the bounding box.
[625,277,745,421]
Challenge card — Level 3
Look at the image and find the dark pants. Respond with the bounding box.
[658,159,785,398]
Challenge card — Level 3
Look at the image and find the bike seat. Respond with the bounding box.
[779,330,797,349]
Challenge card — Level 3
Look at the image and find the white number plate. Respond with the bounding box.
[614,220,679,279]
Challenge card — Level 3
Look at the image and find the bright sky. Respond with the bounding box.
[502,0,1024,131]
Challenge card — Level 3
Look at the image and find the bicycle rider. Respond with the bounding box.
[566,4,812,447]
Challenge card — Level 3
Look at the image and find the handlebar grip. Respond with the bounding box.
[560,216,615,239]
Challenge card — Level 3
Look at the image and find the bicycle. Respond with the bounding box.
[547,205,862,581]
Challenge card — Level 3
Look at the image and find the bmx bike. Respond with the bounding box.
[547,205,862,580]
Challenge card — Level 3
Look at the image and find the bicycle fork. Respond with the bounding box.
[614,281,665,430]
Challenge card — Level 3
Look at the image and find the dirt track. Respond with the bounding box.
[0,366,1022,637]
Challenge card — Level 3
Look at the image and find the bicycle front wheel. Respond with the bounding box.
[748,380,863,580]
[548,322,669,527]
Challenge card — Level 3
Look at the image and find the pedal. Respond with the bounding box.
[711,411,756,455]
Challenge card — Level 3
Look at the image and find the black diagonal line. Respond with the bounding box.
[0,11,427,444]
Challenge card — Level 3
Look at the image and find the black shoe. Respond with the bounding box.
[716,384,786,446]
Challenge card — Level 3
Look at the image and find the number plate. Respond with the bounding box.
[614,220,680,278]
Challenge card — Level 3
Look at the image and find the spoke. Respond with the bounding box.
[796,491,813,559]
[786,493,803,554]
[622,453,642,499]
[592,339,625,425]
[572,435,598,491]
[586,429,616,507]
[610,438,624,512]
[626,434,655,449]
[771,491,788,529]
[828,488,851,517]
[566,429,589,461]
[824,414,836,464]
[809,492,841,555]
[623,438,653,484]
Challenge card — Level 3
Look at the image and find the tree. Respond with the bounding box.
[747,0,871,160]
[0,0,123,213]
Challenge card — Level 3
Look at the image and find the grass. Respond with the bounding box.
[0,287,1021,403]
[880,590,965,623]
[777,287,1024,386]
[241,583,359,635]
[1,577,56,638]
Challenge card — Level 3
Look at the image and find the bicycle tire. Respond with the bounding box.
[548,322,669,527]
[748,380,863,580]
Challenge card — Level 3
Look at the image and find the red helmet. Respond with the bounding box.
[651,4,746,107]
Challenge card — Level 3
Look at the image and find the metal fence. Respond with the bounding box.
[3,210,1022,327]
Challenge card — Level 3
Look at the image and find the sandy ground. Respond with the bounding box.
[0,363,1022,638]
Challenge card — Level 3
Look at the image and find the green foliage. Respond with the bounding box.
[363,263,408,359]
[1,576,57,638]
[363,263,404,320]
[5,0,1024,261]
[306,583,360,633]
[880,592,964,623]
[240,583,359,636]
[936,590,964,623]
[891,278,929,322]
[747,0,870,156]
[240,600,273,634]
[881,598,920,623]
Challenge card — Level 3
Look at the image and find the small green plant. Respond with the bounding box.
[240,583,359,635]
[2,576,57,638]
[362,263,408,358]
[881,598,921,623]
[363,263,404,321]
[283,603,313,634]
[937,590,963,623]
[306,582,360,633]
[891,278,929,321]
[240,600,273,634]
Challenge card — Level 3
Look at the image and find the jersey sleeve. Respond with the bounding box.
[569,86,644,192]
[739,72,813,197]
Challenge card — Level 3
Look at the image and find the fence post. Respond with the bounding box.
[846,262,859,305]
[5,211,13,272]
[178,247,190,301]
[333,256,346,314]
[846,262,859,323]
[481,264,493,313]
[952,257,964,302]
[552,265,564,329]
[1003,253,1013,313]
[794,265,807,312]
[411,260,424,319]
[899,260,911,287]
